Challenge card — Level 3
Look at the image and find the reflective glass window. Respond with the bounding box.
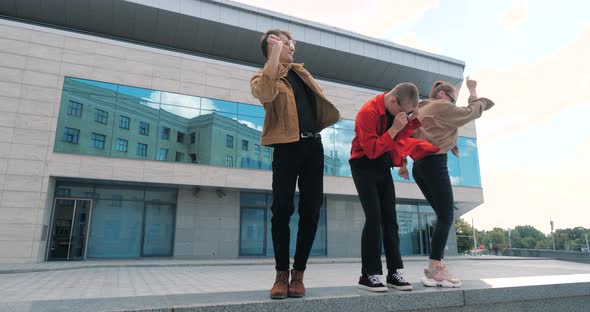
[160,91,200,108]
[447,151,461,186]
[95,109,108,124]
[87,200,143,258]
[458,145,481,187]
[91,133,106,149]
[63,127,79,144]
[226,134,234,148]
[116,138,128,152]
[67,101,83,117]
[240,208,265,256]
[119,115,130,129]
[161,127,170,140]
[53,78,482,186]
[56,181,177,259]
[237,103,265,117]
[201,98,238,114]
[225,155,233,167]
[239,192,326,257]
[157,148,168,161]
[177,132,185,143]
[139,121,150,136]
[136,143,148,157]
[64,77,118,96]
[142,203,175,256]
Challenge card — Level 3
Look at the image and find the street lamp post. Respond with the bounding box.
[550,219,556,250]
[472,218,478,256]
[508,228,512,249]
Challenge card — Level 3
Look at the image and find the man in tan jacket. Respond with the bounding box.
[406,78,494,288]
[250,29,341,299]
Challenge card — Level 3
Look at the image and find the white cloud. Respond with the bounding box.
[458,24,590,145]
[234,118,263,132]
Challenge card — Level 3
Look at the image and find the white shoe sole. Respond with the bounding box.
[421,276,462,288]
[358,284,388,292]
[386,283,413,291]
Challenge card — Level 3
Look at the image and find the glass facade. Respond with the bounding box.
[239,192,438,257]
[54,77,481,187]
[239,192,327,257]
[51,181,177,259]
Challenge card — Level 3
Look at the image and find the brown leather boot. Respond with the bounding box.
[270,270,289,299]
[288,269,305,298]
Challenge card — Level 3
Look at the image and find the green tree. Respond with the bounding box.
[455,218,474,254]
[484,228,508,254]
[535,237,552,249]
[511,225,546,249]
[554,227,589,250]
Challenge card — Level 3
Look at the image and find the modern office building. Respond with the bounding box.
[0,0,483,263]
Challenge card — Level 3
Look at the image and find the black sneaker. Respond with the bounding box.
[358,274,388,292]
[387,272,413,291]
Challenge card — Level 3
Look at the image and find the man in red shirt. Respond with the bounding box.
[350,83,438,292]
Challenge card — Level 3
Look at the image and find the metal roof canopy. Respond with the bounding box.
[0,0,466,95]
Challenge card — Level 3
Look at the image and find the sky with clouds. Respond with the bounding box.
[234,0,589,234]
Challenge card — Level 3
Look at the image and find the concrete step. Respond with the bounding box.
[2,279,589,312]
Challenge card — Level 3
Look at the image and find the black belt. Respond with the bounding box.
[300,131,321,139]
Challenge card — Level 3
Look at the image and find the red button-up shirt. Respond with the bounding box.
[350,93,439,166]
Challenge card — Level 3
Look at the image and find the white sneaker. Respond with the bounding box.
[421,265,462,288]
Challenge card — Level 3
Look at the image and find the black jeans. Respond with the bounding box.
[271,138,324,271]
[412,154,454,261]
[350,156,404,275]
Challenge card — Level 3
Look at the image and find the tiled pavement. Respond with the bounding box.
[1,257,590,303]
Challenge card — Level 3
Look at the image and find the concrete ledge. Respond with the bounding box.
[505,248,590,263]
[2,281,589,312]
[464,281,590,305]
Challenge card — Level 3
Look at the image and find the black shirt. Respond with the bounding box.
[285,69,317,132]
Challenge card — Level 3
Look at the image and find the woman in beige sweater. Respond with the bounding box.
[408,78,494,288]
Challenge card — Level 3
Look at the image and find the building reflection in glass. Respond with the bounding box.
[54,77,481,187]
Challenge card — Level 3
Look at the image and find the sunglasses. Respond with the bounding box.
[444,91,456,104]
[281,39,296,50]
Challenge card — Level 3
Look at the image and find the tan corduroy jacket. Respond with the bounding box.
[413,96,493,155]
[250,62,342,146]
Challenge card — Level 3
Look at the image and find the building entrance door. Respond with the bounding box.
[47,199,92,261]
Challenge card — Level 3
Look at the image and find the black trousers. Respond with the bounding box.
[412,154,454,261]
[350,156,404,275]
[271,138,324,271]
